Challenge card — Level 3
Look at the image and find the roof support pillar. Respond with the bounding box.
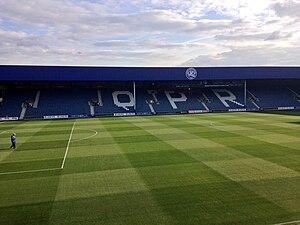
[133,81,136,111]
[244,80,247,108]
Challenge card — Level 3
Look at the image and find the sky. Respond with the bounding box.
[0,0,299,66]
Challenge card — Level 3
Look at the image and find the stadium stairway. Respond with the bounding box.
[2,83,300,119]
[248,85,300,109]
[25,89,95,118]
[0,90,36,118]
[94,89,153,115]
[150,90,206,113]
[287,87,300,103]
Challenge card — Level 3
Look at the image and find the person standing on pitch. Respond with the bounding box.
[10,133,16,149]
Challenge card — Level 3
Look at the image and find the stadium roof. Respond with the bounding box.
[0,65,300,81]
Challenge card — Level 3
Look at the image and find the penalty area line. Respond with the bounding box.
[272,219,300,225]
[0,167,62,175]
[61,121,76,169]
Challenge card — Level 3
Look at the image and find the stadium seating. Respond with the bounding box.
[0,90,36,117]
[25,89,94,118]
[1,82,300,119]
[136,89,154,113]
[94,89,135,115]
[248,85,300,109]
[149,91,206,113]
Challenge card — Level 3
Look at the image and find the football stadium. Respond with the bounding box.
[0,65,300,225]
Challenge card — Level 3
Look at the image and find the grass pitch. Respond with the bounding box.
[0,112,299,225]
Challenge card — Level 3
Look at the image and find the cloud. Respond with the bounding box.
[0,0,299,66]
[272,1,300,18]
[216,33,269,41]
[264,30,295,40]
[182,45,300,66]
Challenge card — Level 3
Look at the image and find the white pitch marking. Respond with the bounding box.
[272,220,300,225]
[61,121,76,169]
[0,167,61,175]
[70,129,98,143]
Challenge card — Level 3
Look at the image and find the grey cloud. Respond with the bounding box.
[1,0,300,66]
[216,30,296,42]
[94,10,230,36]
[182,45,300,66]
[0,0,231,41]
[216,33,269,41]
[272,1,300,18]
[94,40,132,48]
[0,29,53,54]
[0,0,98,27]
[264,31,294,41]
[231,19,247,25]
[16,37,49,49]
[94,39,209,50]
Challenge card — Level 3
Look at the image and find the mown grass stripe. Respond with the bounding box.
[154,114,300,213]
[168,114,300,156]
[122,116,251,162]
[96,118,181,223]
[0,120,51,163]
[0,113,299,225]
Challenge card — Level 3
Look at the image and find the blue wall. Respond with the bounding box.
[0,65,299,81]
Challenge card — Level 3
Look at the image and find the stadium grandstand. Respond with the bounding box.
[1,65,300,225]
[0,65,300,120]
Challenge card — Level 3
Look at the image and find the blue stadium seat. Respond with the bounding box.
[1,83,300,119]
[0,90,36,117]
[25,89,95,118]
